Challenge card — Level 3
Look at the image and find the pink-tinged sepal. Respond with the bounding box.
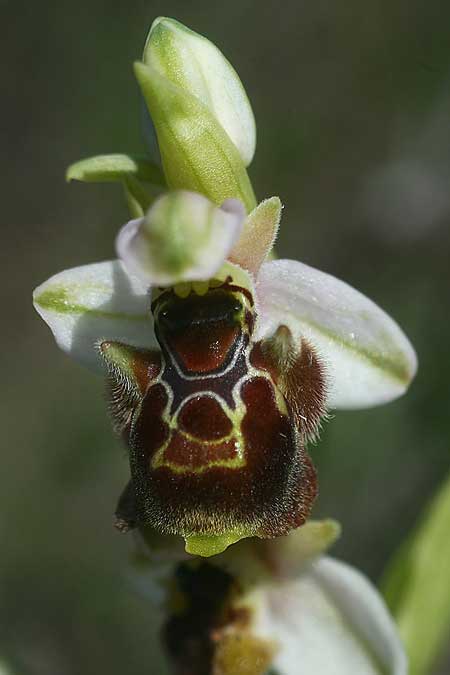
[99,341,162,436]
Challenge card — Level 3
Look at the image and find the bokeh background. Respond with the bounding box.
[2,1,449,673]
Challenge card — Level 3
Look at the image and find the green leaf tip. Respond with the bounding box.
[382,470,450,675]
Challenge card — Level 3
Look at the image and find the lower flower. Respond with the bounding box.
[132,520,407,675]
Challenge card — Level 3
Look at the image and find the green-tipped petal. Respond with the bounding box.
[264,519,342,578]
[66,153,165,185]
[134,61,256,212]
[144,17,256,167]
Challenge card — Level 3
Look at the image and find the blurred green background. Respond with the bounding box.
[2,1,449,673]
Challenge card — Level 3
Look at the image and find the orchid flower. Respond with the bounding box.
[33,16,417,674]
[132,520,407,675]
[34,18,417,675]
[33,18,416,558]
[33,184,416,556]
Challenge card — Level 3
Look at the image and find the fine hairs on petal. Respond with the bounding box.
[260,326,329,444]
[229,196,282,276]
[98,340,144,434]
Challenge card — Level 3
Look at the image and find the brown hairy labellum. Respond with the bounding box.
[100,273,327,545]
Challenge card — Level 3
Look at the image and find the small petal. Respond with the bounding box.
[246,557,406,675]
[66,153,164,186]
[229,196,282,275]
[134,61,257,212]
[116,191,245,286]
[256,259,417,409]
[33,261,156,371]
[121,173,155,218]
[217,520,341,588]
[263,520,342,578]
[144,17,256,166]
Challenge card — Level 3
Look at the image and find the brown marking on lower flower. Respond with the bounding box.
[162,561,277,675]
[162,562,235,675]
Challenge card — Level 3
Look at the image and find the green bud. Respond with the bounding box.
[143,17,256,167]
[134,62,257,213]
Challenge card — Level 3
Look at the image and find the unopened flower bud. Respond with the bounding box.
[144,17,256,167]
[135,61,256,213]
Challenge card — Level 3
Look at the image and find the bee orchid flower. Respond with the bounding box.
[133,520,407,675]
[33,187,416,557]
[32,16,418,674]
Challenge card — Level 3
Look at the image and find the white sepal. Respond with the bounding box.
[250,557,407,675]
[256,259,417,409]
[33,260,156,372]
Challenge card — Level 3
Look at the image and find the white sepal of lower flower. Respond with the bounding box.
[116,190,245,286]
[217,522,407,675]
